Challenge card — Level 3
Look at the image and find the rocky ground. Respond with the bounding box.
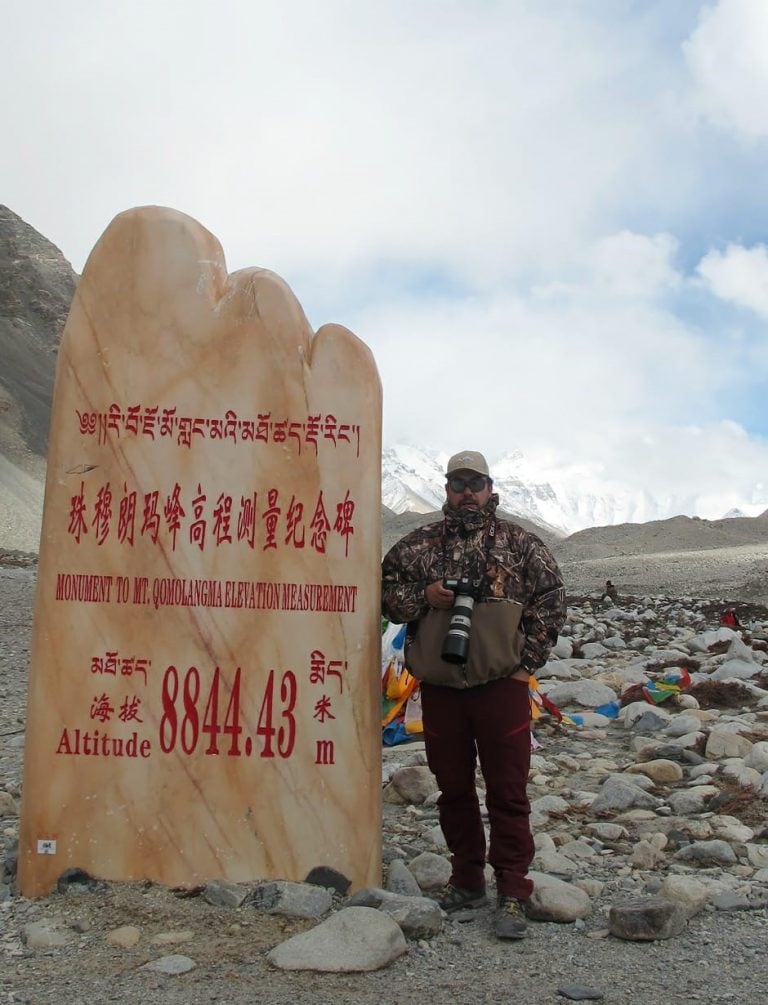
[2,560,768,1004]
[556,542,768,609]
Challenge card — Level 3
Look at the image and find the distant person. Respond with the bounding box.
[381,449,566,940]
[602,580,619,603]
[720,607,741,629]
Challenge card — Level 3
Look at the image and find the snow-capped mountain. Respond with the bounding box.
[382,444,768,536]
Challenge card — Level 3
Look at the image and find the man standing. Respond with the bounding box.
[381,450,566,939]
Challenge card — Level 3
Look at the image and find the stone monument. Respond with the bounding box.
[18,207,382,896]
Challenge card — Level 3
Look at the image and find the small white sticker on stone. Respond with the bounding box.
[37,839,57,855]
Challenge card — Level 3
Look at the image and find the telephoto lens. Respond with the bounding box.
[441,578,476,664]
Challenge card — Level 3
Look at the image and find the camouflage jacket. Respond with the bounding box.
[381,494,566,687]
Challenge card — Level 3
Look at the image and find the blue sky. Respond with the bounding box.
[3,0,768,516]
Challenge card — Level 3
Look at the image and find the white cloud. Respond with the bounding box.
[1,1,682,283]
[684,0,768,136]
[353,264,726,466]
[588,232,681,297]
[599,420,768,519]
[508,419,768,522]
[2,2,768,522]
[697,243,768,318]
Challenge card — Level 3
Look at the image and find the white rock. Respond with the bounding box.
[746,844,768,869]
[580,642,610,659]
[626,760,683,783]
[663,715,704,738]
[407,851,451,891]
[527,871,592,922]
[721,764,762,789]
[586,822,628,841]
[666,730,705,750]
[674,840,737,866]
[711,660,761,681]
[551,636,574,659]
[710,816,754,843]
[630,840,665,869]
[267,907,407,972]
[690,762,718,779]
[531,794,570,816]
[705,731,754,759]
[623,702,672,730]
[534,849,578,876]
[744,741,768,772]
[666,787,718,815]
[677,694,700,709]
[546,679,619,709]
[658,876,709,918]
[603,636,627,651]
[106,925,141,947]
[559,838,599,861]
[22,920,71,949]
[140,955,196,975]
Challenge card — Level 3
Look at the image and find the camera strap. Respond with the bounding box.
[485,515,496,552]
[441,515,497,583]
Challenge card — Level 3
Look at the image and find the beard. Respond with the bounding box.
[443,492,499,534]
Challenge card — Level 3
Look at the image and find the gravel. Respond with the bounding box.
[2,563,768,1004]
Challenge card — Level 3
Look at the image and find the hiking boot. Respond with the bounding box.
[438,884,487,913]
[494,895,528,939]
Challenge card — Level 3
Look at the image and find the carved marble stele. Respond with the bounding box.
[18,207,382,897]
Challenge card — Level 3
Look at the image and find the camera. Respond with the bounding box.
[440,576,480,665]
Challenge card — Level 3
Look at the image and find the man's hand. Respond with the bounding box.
[425,580,455,610]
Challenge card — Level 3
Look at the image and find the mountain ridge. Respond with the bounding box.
[382,442,768,535]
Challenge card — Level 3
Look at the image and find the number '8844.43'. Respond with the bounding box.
[159,665,297,758]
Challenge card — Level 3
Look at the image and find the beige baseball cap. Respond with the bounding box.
[445,450,490,477]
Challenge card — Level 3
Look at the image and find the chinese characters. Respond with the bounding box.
[67,482,355,556]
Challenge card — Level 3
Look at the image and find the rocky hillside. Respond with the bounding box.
[0,205,77,552]
[0,206,76,455]
[558,512,768,563]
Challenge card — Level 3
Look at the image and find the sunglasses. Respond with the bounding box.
[447,474,488,493]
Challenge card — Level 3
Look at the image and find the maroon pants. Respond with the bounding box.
[421,675,534,900]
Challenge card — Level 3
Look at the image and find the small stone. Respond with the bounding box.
[712,892,753,911]
[22,919,72,948]
[658,876,708,918]
[608,896,687,941]
[251,880,332,919]
[407,851,451,891]
[106,925,141,947]
[140,954,196,975]
[267,906,407,972]
[385,858,422,897]
[0,791,19,816]
[674,840,737,866]
[202,879,251,909]
[389,766,438,804]
[557,986,605,1001]
[304,865,351,896]
[56,868,100,894]
[150,930,195,945]
[526,871,591,922]
[625,759,683,783]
